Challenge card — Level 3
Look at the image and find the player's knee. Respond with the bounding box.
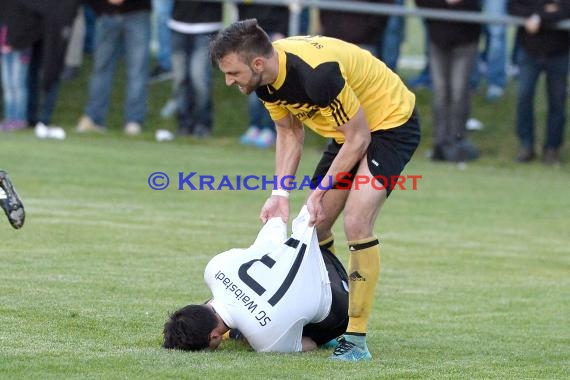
[343,217,373,241]
[317,228,332,241]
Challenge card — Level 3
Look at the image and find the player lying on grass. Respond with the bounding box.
[163,207,349,352]
[0,170,25,229]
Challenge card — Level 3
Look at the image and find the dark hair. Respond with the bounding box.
[210,19,273,65]
[162,304,218,351]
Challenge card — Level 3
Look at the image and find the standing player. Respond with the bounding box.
[163,208,349,352]
[0,170,25,229]
[209,19,420,361]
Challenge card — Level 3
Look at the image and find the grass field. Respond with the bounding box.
[1,125,569,379]
[1,13,569,378]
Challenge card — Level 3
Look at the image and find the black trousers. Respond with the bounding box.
[302,248,349,346]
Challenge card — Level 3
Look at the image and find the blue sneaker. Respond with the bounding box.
[240,126,260,145]
[254,128,275,149]
[0,170,25,229]
[320,337,340,349]
[329,337,372,361]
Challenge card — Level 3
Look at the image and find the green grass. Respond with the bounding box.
[0,127,569,378]
[1,17,569,378]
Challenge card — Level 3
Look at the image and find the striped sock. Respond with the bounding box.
[346,237,380,334]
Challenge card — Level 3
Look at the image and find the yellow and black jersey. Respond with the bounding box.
[256,36,415,143]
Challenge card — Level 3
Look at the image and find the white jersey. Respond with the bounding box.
[205,208,332,352]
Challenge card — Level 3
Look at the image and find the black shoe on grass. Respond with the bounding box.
[0,170,25,229]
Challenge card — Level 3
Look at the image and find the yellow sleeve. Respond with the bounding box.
[263,100,290,121]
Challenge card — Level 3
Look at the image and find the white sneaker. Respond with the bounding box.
[124,122,142,136]
[76,115,105,133]
[36,122,67,140]
[466,118,484,131]
[35,122,50,139]
[155,129,174,142]
[47,126,66,140]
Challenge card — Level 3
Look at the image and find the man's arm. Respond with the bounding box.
[260,114,304,224]
[306,107,371,226]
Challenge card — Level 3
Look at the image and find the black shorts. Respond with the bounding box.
[302,248,349,346]
[311,109,421,196]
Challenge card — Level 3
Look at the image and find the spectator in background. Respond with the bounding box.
[508,0,570,166]
[509,28,522,78]
[61,5,87,81]
[416,0,481,163]
[476,0,509,101]
[237,3,292,149]
[4,0,79,132]
[168,0,222,137]
[77,0,151,136]
[380,0,406,71]
[320,0,394,55]
[406,20,432,90]
[150,0,173,82]
[0,0,32,132]
[83,4,97,55]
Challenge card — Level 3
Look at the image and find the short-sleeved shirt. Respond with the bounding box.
[255,36,416,143]
[205,215,331,352]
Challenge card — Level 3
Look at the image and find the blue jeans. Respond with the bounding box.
[515,48,568,149]
[85,11,151,126]
[380,0,405,71]
[408,21,432,88]
[151,0,173,71]
[83,5,96,54]
[171,31,212,131]
[481,0,507,88]
[1,50,30,121]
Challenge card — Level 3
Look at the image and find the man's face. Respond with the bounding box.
[218,52,263,95]
[208,334,222,350]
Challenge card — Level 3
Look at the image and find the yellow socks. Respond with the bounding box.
[346,237,380,334]
[319,234,336,255]
[320,234,380,334]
